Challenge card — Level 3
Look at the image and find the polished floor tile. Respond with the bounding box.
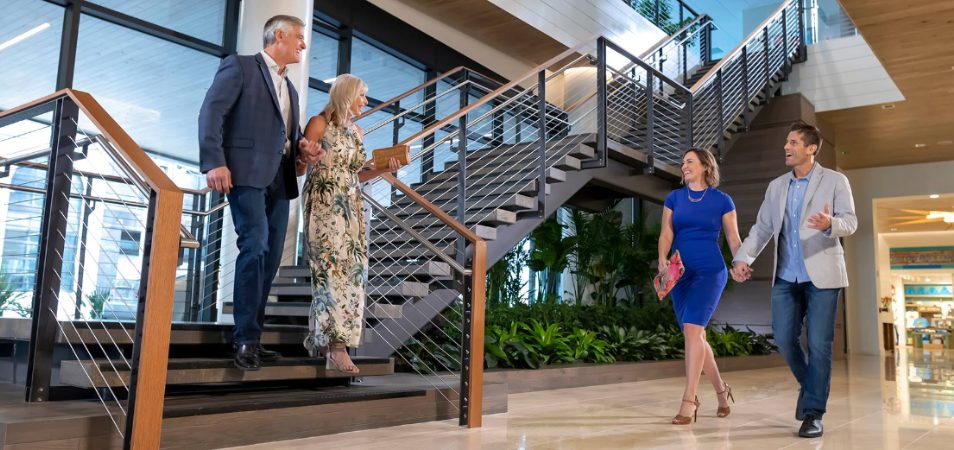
[225,349,954,449]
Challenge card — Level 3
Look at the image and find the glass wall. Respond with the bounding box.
[0,0,234,320]
[0,1,64,110]
[306,20,428,159]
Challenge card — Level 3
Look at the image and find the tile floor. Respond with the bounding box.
[226,349,954,449]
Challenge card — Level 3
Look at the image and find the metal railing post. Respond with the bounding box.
[200,192,224,322]
[597,38,608,167]
[798,0,807,56]
[646,69,656,174]
[25,97,79,403]
[456,82,469,264]
[742,46,751,126]
[782,7,789,65]
[716,69,725,161]
[764,27,771,83]
[536,70,547,216]
[685,92,694,148]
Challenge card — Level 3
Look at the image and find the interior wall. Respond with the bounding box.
[489,0,666,57]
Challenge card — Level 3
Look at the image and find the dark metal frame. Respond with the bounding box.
[23,98,79,403]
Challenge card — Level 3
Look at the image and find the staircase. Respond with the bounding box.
[255,0,805,361]
[0,1,807,447]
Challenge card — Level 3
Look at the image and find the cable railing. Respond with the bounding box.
[625,0,701,35]
[0,1,805,437]
[690,0,803,158]
[641,14,716,86]
[0,90,183,449]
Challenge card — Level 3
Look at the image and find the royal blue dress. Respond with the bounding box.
[664,186,735,328]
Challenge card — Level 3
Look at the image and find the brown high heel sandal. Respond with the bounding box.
[672,395,700,425]
[716,382,735,418]
[325,343,360,375]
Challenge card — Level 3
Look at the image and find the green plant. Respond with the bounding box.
[519,319,571,367]
[0,273,30,317]
[618,216,660,306]
[563,329,615,364]
[631,0,694,35]
[86,288,110,320]
[586,210,627,307]
[527,218,577,303]
[486,237,529,307]
[707,325,752,357]
[567,209,594,306]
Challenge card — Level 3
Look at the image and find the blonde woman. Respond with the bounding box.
[658,148,743,424]
[301,74,399,373]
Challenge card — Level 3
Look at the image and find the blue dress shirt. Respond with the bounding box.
[777,164,816,283]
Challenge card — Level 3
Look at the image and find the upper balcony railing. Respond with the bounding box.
[624,0,701,35]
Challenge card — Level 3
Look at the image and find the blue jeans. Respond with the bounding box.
[226,162,290,345]
[771,277,841,419]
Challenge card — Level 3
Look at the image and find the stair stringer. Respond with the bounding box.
[357,149,674,358]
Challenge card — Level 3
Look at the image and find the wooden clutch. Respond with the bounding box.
[371,144,410,169]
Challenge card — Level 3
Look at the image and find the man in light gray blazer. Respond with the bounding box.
[731,121,857,438]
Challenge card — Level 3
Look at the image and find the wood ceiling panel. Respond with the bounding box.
[396,0,567,66]
[820,0,954,169]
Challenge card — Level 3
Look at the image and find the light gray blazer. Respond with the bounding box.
[733,163,857,289]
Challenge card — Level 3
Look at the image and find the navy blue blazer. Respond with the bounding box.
[198,53,301,199]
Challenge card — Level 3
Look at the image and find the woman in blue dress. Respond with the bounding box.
[658,148,743,425]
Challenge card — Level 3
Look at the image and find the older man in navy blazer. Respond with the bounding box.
[199,15,323,370]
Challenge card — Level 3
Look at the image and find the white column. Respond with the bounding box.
[218,1,314,321]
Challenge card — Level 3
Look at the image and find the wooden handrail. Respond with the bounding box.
[0,89,182,448]
[689,0,794,92]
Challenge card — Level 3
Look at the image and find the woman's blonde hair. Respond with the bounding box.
[681,147,721,187]
[321,74,368,127]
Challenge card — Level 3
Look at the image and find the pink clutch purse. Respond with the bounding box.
[653,250,685,300]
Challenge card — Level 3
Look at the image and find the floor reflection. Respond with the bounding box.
[887,349,954,419]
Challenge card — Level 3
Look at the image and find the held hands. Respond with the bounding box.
[806,202,832,231]
[730,261,752,283]
[298,137,326,165]
[206,166,233,194]
[658,256,670,273]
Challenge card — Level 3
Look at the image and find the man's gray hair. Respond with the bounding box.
[263,15,305,47]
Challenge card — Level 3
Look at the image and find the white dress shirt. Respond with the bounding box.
[260,51,292,156]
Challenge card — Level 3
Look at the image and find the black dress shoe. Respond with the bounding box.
[233,343,261,371]
[256,344,281,362]
[798,416,823,438]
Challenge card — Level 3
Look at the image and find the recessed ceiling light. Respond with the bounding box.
[881,104,895,110]
[840,151,849,155]
[915,143,928,148]
[890,228,897,231]
[938,140,953,146]
[930,194,940,198]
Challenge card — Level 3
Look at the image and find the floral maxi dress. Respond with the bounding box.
[303,121,368,350]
